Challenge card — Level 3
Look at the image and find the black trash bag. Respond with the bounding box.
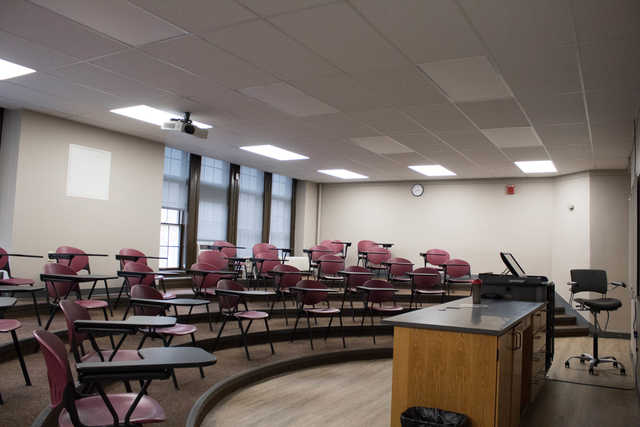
[400,407,469,427]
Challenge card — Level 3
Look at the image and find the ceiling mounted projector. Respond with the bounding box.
[161,112,208,139]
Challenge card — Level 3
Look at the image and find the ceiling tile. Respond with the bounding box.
[349,109,425,135]
[579,37,640,91]
[350,65,449,108]
[592,141,633,159]
[129,0,257,33]
[457,98,529,129]
[553,158,595,174]
[146,97,215,115]
[47,63,178,104]
[90,50,224,97]
[302,113,379,139]
[310,139,374,157]
[595,158,629,170]
[493,45,581,96]
[225,122,298,146]
[546,144,593,160]
[192,89,292,124]
[258,118,338,141]
[239,83,339,117]
[458,0,574,53]
[199,20,339,81]
[573,0,640,43]
[424,150,472,164]
[383,152,432,166]
[0,94,71,117]
[0,81,103,116]
[434,130,496,151]
[269,3,409,73]
[483,127,541,148]
[389,133,453,153]
[534,123,591,146]
[479,162,525,174]
[501,146,550,161]
[402,104,476,132]
[140,35,280,90]
[419,56,512,102]
[519,92,586,126]
[351,0,488,63]
[171,107,247,129]
[461,149,512,164]
[586,89,639,122]
[350,136,413,154]
[0,0,128,60]
[590,120,635,144]
[0,29,78,71]
[289,73,390,112]
[447,163,487,176]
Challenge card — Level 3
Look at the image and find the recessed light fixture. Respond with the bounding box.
[318,169,368,179]
[515,160,557,173]
[240,145,308,161]
[110,105,212,129]
[409,165,456,177]
[0,58,36,80]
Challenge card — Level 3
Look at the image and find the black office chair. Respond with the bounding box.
[564,269,626,375]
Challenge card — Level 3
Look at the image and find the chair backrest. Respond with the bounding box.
[56,246,90,273]
[363,279,396,304]
[123,262,155,287]
[217,280,244,311]
[309,245,333,261]
[190,262,223,290]
[388,257,413,277]
[255,252,281,274]
[367,248,391,265]
[273,264,302,290]
[59,300,91,358]
[213,241,236,258]
[295,280,328,306]
[320,239,343,255]
[33,329,74,409]
[342,266,372,289]
[253,243,276,256]
[357,240,377,252]
[0,247,12,276]
[570,269,609,295]
[118,248,147,269]
[197,250,229,271]
[131,285,164,316]
[318,255,345,275]
[43,263,77,299]
[426,249,450,267]
[444,259,470,278]
[412,267,441,290]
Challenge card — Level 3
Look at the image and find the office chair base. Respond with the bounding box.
[565,354,626,375]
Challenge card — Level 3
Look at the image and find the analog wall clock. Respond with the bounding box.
[411,184,424,197]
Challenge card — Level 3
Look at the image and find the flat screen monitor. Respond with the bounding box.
[500,252,527,277]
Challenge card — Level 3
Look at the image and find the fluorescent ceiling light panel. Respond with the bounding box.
[483,127,540,148]
[239,83,339,117]
[350,136,413,154]
[318,169,368,179]
[0,58,36,80]
[110,105,212,128]
[240,145,308,161]
[409,165,456,177]
[515,160,557,173]
[419,56,512,101]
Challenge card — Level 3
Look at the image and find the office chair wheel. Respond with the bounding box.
[621,368,626,375]
[588,368,594,375]
[565,361,570,368]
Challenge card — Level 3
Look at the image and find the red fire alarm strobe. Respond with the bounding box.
[507,184,515,194]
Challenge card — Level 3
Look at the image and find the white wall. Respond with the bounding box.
[294,180,318,256]
[0,110,164,287]
[0,109,21,247]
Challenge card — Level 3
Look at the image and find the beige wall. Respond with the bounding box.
[294,180,318,257]
[0,109,21,247]
[1,110,164,288]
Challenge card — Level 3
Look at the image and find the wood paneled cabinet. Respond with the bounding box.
[521,306,547,410]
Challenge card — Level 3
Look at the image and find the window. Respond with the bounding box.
[160,147,188,268]
[236,166,264,257]
[270,174,293,248]
[198,157,230,246]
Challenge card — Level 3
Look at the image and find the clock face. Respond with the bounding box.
[411,184,424,197]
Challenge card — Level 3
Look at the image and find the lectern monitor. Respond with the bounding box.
[500,252,527,277]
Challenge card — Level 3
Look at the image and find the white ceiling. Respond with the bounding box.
[0,0,638,183]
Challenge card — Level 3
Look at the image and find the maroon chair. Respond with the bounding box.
[42,263,110,333]
[33,329,166,427]
[253,252,280,292]
[359,279,403,344]
[290,280,345,350]
[212,280,275,361]
[252,243,276,256]
[357,240,377,266]
[423,249,450,270]
[56,246,91,273]
[0,248,42,325]
[386,257,414,287]
[197,250,236,279]
[365,247,391,278]
[118,263,175,305]
[118,248,167,293]
[409,267,446,309]
[317,254,345,288]
[340,266,373,321]
[320,239,344,256]
[269,264,302,325]
[213,241,245,277]
[0,318,31,404]
[306,245,333,278]
[189,262,224,299]
[442,259,472,295]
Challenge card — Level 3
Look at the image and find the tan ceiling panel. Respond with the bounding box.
[573,0,640,43]
[501,146,550,162]
[457,98,529,129]
[349,109,426,135]
[546,144,593,160]
[579,37,640,91]
[586,89,639,122]
[301,113,380,139]
[402,104,476,132]
[519,93,587,126]
[434,130,496,151]
[390,133,453,153]
[534,124,591,146]
[462,149,512,164]
[590,121,635,144]
[593,141,633,159]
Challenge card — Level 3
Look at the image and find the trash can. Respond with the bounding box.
[400,407,469,427]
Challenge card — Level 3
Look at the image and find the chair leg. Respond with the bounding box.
[339,313,346,348]
[212,316,229,353]
[205,305,213,331]
[269,293,280,318]
[325,315,334,341]
[11,330,31,386]
[103,307,116,349]
[305,311,314,350]
[237,318,251,361]
[409,292,415,310]
[264,318,275,354]
[291,311,302,343]
[370,308,376,344]
[282,294,289,326]
[359,306,367,337]
[190,333,205,378]
[31,293,42,326]
[137,332,149,350]
[113,282,127,310]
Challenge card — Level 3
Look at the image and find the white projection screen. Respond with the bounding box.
[66,144,111,200]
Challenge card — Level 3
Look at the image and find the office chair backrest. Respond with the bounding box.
[444,259,470,278]
[570,269,608,295]
[273,264,302,290]
[131,285,164,316]
[56,246,90,273]
[197,250,229,271]
[59,300,91,360]
[118,248,147,269]
[342,266,371,289]
[363,279,396,304]
[253,243,276,256]
[190,262,223,290]
[43,263,77,299]
[33,329,74,409]
[388,257,413,276]
[213,241,236,258]
[367,248,391,265]
[217,280,244,310]
[123,262,155,286]
[320,240,343,255]
[412,267,441,289]
[426,249,450,266]
[357,240,377,252]
[309,245,333,261]
[295,280,329,306]
[318,255,345,275]
[255,252,280,273]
